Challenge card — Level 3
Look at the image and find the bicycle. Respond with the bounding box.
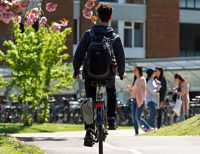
[82,81,108,154]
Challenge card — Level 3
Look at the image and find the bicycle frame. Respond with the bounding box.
[94,83,107,154]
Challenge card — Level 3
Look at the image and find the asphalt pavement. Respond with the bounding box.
[11,130,200,154]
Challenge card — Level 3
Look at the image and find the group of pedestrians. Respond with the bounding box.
[127,66,190,135]
[127,67,166,135]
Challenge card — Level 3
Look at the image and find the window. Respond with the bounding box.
[134,22,144,47]
[180,23,200,57]
[123,21,145,48]
[124,22,132,47]
[188,0,195,8]
[125,0,145,4]
[180,0,200,9]
[180,0,187,7]
[99,0,118,2]
[111,21,118,33]
[196,0,200,7]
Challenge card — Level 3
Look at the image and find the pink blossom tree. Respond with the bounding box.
[0,0,67,31]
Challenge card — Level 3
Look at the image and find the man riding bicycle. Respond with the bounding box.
[73,2,125,147]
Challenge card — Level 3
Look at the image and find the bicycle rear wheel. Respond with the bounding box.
[98,125,103,154]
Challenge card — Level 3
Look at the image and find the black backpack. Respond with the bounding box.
[85,30,116,80]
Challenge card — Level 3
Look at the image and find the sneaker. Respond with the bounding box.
[84,128,95,147]
[143,127,154,132]
[108,117,117,130]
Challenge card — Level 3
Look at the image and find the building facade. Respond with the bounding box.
[1,0,200,59]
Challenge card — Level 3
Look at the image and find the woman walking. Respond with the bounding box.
[146,69,159,129]
[128,66,152,135]
[155,67,167,129]
[173,73,190,122]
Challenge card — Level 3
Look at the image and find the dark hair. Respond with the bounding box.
[174,73,184,82]
[132,66,143,85]
[155,67,164,78]
[146,69,154,82]
[132,75,137,86]
[96,3,112,23]
[136,66,143,77]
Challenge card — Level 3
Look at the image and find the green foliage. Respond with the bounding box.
[143,114,200,136]
[0,135,44,154]
[0,51,7,88]
[1,24,73,125]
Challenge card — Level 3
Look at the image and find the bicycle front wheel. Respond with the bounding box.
[98,125,103,154]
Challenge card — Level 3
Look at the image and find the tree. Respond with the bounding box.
[1,23,73,125]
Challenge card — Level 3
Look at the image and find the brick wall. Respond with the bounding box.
[43,0,74,61]
[146,0,180,58]
[80,0,94,37]
[0,23,13,53]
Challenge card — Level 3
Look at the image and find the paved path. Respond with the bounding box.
[11,130,200,154]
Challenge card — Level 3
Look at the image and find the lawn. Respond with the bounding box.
[0,135,44,154]
[143,114,200,136]
[0,123,132,134]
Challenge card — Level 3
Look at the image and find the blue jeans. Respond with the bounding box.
[131,100,151,135]
[147,101,158,128]
[179,108,185,122]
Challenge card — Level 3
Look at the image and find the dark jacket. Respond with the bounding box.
[73,25,125,80]
[158,76,167,102]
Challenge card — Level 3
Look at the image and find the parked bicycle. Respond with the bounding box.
[117,98,132,126]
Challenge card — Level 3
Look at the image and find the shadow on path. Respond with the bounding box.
[16,137,68,142]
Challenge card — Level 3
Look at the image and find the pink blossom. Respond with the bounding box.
[25,18,34,26]
[12,15,21,23]
[1,11,13,24]
[12,0,22,13]
[30,7,40,21]
[60,19,68,27]
[39,16,47,26]
[82,8,93,19]
[24,8,40,26]
[0,5,6,13]
[52,23,61,31]
[46,2,57,12]
[85,1,95,9]
[12,0,21,6]
[24,11,34,26]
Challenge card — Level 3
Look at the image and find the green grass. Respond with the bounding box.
[143,114,200,136]
[0,123,84,134]
[0,123,132,134]
[0,135,44,154]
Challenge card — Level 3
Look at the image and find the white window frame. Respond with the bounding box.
[120,20,146,58]
[124,21,133,48]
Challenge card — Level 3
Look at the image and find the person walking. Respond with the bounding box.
[155,67,167,129]
[128,66,152,135]
[73,2,125,147]
[173,73,190,122]
[146,69,159,129]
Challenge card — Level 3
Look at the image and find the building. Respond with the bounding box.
[1,0,200,59]
[74,0,200,59]
[1,0,200,99]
